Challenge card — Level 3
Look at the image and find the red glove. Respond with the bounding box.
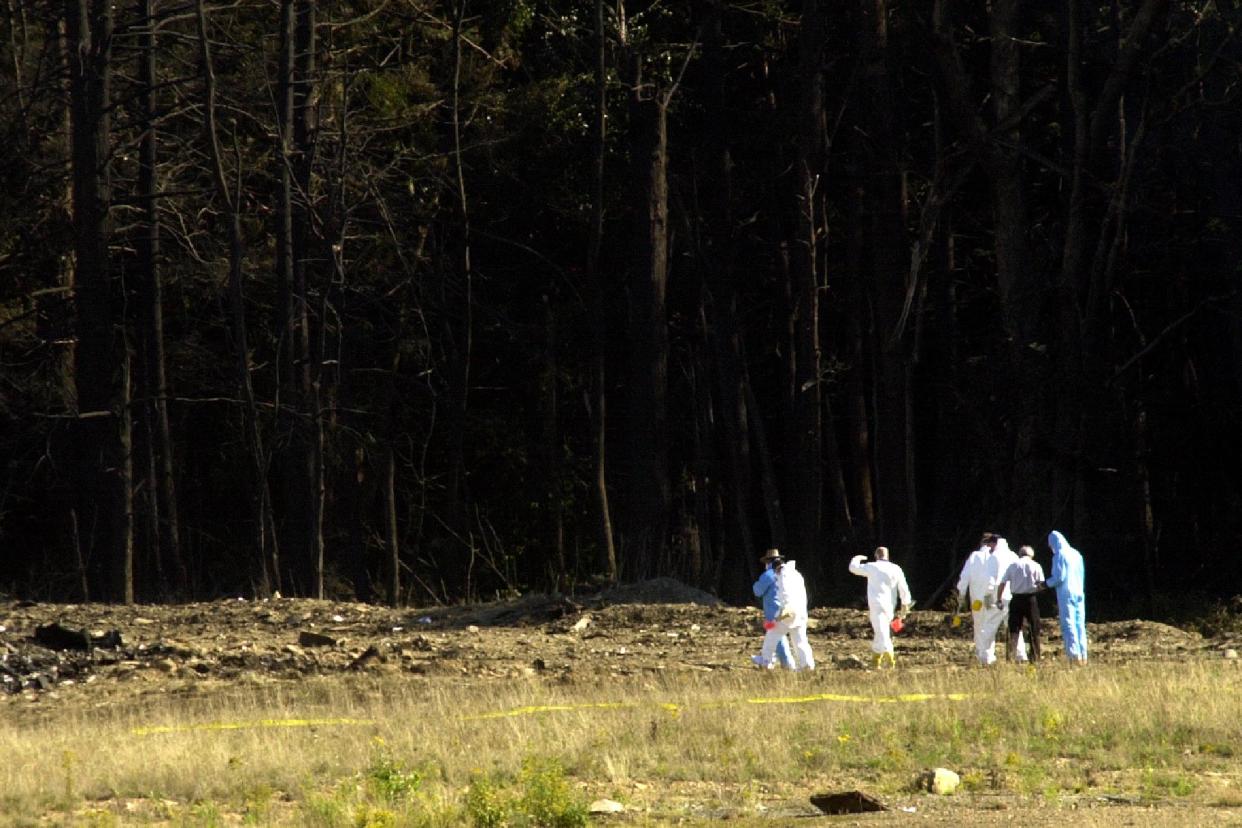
[763,620,776,631]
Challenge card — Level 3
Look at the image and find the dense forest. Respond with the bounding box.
[1,0,1239,611]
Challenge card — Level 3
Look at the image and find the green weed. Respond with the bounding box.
[464,757,587,828]
[517,757,588,828]
[365,740,423,804]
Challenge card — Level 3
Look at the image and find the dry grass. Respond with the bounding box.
[2,660,1240,824]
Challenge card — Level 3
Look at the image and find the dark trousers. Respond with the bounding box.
[1008,593,1041,662]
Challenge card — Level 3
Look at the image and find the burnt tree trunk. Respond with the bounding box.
[587,0,617,582]
[196,0,278,595]
[784,0,833,571]
[66,0,133,602]
[293,0,325,598]
[135,0,184,596]
[617,17,673,576]
[443,0,474,564]
[699,0,756,582]
[857,0,915,557]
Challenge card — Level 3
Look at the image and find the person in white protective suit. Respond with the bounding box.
[986,536,1026,662]
[755,554,815,671]
[848,547,914,668]
[955,533,1025,665]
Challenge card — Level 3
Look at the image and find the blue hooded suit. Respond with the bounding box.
[1045,530,1087,662]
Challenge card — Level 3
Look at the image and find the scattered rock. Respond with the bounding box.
[570,615,592,634]
[91,630,124,648]
[298,630,338,647]
[588,798,625,814]
[809,791,886,814]
[834,654,867,670]
[348,645,383,671]
[34,623,91,651]
[1224,649,1238,660]
[922,767,960,795]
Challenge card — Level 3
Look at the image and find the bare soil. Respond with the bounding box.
[3,579,1240,824]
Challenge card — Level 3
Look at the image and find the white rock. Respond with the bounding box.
[588,799,624,814]
[1224,649,1238,660]
[571,615,592,633]
[927,767,960,795]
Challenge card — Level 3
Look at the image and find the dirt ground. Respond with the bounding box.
[2,577,1235,701]
[3,578,1241,824]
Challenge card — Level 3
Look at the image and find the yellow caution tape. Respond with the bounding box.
[747,692,968,705]
[461,692,967,721]
[462,701,634,721]
[133,717,374,736]
[133,693,966,734]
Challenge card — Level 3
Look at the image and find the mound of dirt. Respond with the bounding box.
[0,578,1230,711]
[596,577,723,607]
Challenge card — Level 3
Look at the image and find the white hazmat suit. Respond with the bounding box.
[757,560,815,671]
[956,538,1025,665]
[849,554,913,663]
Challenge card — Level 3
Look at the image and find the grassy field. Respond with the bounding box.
[2,660,1241,825]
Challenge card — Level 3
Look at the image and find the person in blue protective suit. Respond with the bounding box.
[752,548,794,669]
[1045,530,1087,664]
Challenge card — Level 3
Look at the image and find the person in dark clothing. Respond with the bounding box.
[996,545,1046,663]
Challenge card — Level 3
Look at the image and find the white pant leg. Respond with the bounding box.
[1012,625,1027,662]
[786,623,815,670]
[973,607,1004,665]
[869,608,894,654]
[979,606,1009,665]
[758,625,785,667]
[970,609,988,663]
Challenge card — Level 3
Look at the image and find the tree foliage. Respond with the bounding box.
[1,0,1239,610]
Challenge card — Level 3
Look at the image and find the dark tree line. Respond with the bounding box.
[1,0,1239,612]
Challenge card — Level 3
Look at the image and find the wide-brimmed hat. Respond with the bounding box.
[759,548,782,563]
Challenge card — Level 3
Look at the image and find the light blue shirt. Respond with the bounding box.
[753,566,780,620]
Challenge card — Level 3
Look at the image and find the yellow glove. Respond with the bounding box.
[971,599,983,612]
[950,614,962,628]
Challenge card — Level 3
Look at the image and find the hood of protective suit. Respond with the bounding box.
[1045,529,1084,598]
